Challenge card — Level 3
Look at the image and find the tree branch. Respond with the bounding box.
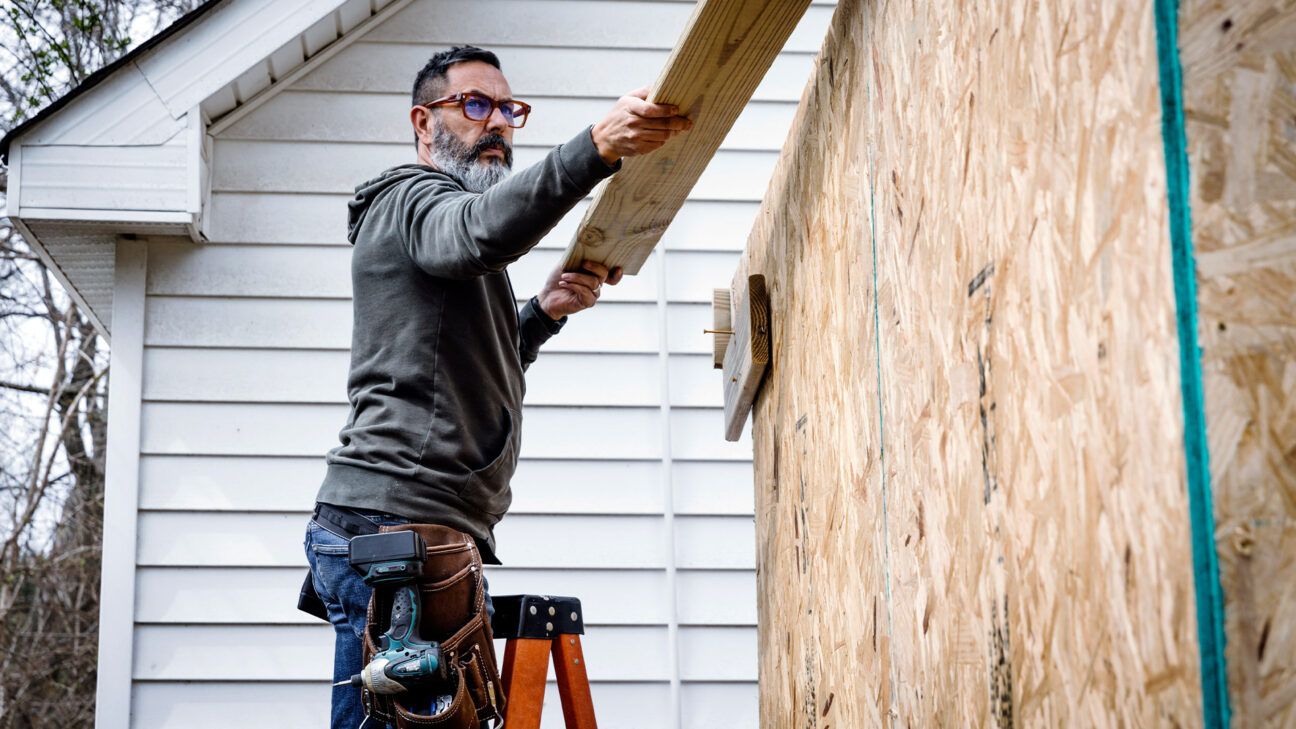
[0,380,50,396]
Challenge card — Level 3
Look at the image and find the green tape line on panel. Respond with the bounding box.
[1152,0,1231,725]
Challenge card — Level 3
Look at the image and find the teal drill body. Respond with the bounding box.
[338,531,448,694]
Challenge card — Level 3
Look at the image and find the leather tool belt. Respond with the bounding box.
[363,522,505,728]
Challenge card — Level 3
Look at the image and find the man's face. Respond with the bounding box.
[412,61,515,174]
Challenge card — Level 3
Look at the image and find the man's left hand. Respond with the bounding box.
[537,260,623,319]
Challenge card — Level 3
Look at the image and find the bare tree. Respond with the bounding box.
[0,2,198,725]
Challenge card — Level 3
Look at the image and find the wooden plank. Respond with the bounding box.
[666,252,741,303]
[145,297,730,356]
[710,288,732,368]
[131,512,757,573]
[667,303,723,354]
[669,408,752,461]
[675,570,756,625]
[136,512,670,569]
[679,683,758,729]
[144,297,662,352]
[216,90,800,151]
[142,347,663,406]
[560,0,813,276]
[1178,2,1296,724]
[134,566,672,625]
[670,460,755,515]
[130,682,681,729]
[138,401,665,459]
[137,454,667,515]
[292,43,815,102]
[364,0,834,54]
[211,139,776,199]
[132,624,671,681]
[676,626,756,681]
[721,274,769,441]
[668,354,725,407]
[673,516,754,569]
[205,193,761,249]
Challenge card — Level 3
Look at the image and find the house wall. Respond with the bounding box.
[126,1,834,727]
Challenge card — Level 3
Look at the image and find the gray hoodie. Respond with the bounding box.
[315,126,619,563]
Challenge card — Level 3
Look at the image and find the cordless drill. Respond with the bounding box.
[334,531,449,694]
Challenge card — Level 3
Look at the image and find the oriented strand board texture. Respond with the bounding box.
[744,0,1205,725]
[1180,2,1296,725]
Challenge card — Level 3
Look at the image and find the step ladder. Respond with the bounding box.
[491,595,597,729]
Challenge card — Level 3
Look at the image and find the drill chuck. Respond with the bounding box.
[342,645,445,694]
[350,656,407,694]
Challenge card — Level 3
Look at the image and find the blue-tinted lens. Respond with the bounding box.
[463,95,492,120]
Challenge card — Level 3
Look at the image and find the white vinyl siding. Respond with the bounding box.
[129,1,832,727]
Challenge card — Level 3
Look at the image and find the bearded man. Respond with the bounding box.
[299,45,691,728]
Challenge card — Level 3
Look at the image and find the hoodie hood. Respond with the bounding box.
[347,164,444,244]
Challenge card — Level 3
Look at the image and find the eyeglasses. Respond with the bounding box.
[423,92,531,128]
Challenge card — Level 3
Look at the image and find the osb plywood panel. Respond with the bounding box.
[1180,2,1296,726]
[742,0,1204,725]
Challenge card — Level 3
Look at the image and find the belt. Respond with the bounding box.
[312,502,382,539]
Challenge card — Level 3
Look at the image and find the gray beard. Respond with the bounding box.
[430,122,513,193]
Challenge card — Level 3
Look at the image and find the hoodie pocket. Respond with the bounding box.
[458,406,517,518]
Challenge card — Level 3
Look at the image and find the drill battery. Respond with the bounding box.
[348,530,426,585]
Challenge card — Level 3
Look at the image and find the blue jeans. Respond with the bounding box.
[304,512,494,729]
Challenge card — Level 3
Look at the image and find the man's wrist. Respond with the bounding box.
[530,296,566,330]
[589,124,620,166]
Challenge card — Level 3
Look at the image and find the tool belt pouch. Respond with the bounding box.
[362,524,504,729]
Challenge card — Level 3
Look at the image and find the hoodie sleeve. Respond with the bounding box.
[392,126,619,279]
[518,296,566,372]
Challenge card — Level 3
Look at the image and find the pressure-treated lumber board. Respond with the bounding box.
[559,0,811,276]
[721,273,769,442]
[711,287,732,369]
[741,0,1208,725]
[1179,2,1296,725]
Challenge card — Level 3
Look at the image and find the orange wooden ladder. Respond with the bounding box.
[491,595,597,729]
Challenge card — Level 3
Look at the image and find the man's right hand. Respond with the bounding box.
[590,87,693,165]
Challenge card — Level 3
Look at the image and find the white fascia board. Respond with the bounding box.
[16,207,196,229]
[5,143,20,219]
[186,106,207,241]
[136,0,351,118]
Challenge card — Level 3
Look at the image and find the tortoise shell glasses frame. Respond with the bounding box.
[422,92,532,128]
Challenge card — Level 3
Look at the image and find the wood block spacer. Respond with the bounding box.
[720,273,771,441]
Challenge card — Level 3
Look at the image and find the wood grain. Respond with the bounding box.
[741,0,1206,725]
[1179,2,1296,725]
[500,638,551,729]
[552,636,599,729]
[560,0,812,275]
[711,287,732,369]
[722,273,769,442]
